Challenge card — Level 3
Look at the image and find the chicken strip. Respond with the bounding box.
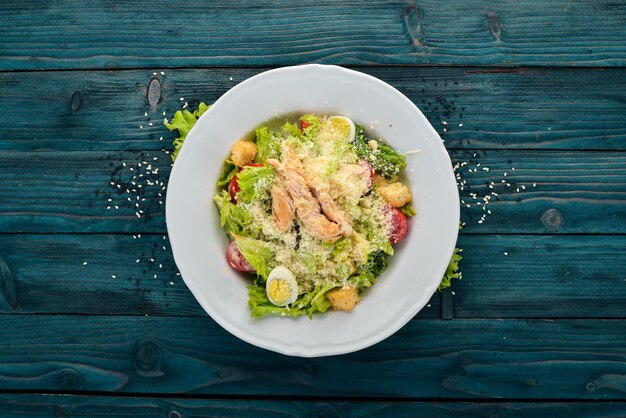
[267,155,343,243]
[270,184,295,232]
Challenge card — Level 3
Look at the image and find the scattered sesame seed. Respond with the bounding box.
[112,275,116,279]
[163,246,167,250]
[136,259,140,263]
[512,167,515,171]
[458,123,463,127]
[159,264,162,268]
[229,76,233,81]
[139,125,143,129]
[114,205,119,209]
[153,72,157,76]
[170,281,175,285]
[160,71,165,76]
[137,234,141,238]
[179,97,184,101]
[83,262,88,266]
[451,291,456,295]
[504,252,508,255]
[153,274,157,279]
[148,122,153,126]
[144,112,148,117]
[533,183,537,187]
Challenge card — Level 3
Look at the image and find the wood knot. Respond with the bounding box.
[0,257,18,310]
[70,91,82,112]
[133,341,164,377]
[147,77,162,108]
[541,208,563,232]
[404,4,425,46]
[56,369,84,390]
[487,12,502,42]
[585,380,598,393]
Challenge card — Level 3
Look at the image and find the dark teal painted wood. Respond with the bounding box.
[1,234,625,319]
[0,395,625,418]
[1,150,624,234]
[1,67,625,152]
[1,0,626,70]
[454,235,626,318]
[0,316,623,398]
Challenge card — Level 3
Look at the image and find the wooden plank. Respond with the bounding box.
[454,235,626,318]
[2,0,626,70]
[2,67,626,152]
[0,150,624,234]
[0,395,625,418]
[0,234,622,319]
[0,316,623,398]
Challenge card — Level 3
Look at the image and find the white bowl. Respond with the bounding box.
[166,65,459,357]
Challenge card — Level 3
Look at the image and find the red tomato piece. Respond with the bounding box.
[387,207,408,245]
[226,240,255,272]
[300,119,311,134]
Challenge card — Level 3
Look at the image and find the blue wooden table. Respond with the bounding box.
[1,1,626,416]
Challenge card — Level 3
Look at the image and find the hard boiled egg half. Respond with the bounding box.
[327,116,356,142]
[266,266,299,306]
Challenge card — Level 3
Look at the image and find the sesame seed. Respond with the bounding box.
[170,281,175,285]
[139,125,143,129]
[458,123,463,127]
[144,112,148,117]
[512,167,515,171]
[112,275,116,279]
[451,291,456,295]
[148,122,153,126]
[533,183,537,187]
[229,76,233,81]
[160,71,165,76]
[136,259,140,263]
[504,252,508,255]
[153,274,157,279]
[136,213,141,218]
[159,264,162,268]
[163,246,166,250]
[150,258,154,262]
[521,185,526,189]
[137,234,141,238]
[179,97,184,101]
[83,262,88,265]
[114,205,119,209]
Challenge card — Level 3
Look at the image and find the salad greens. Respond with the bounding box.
[165,104,464,320]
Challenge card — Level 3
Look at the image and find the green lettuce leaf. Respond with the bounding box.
[254,127,281,163]
[217,159,238,187]
[213,191,253,236]
[438,248,462,291]
[280,122,304,139]
[352,125,406,176]
[398,202,416,217]
[236,165,274,203]
[233,235,274,279]
[248,284,306,319]
[164,102,211,162]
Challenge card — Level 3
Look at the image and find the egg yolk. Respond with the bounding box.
[267,279,292,305]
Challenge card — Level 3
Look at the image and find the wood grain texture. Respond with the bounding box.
[0,316,624,398]
[0,234,624,319]
[0,395,625,418]
[454,235,626,318]
[1,150,624,234]
[1,67,626,152]
[1,0,626,70]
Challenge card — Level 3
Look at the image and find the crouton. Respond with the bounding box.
[231,140,257,167]
[376,182,412,207]
[326,285,361,311]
